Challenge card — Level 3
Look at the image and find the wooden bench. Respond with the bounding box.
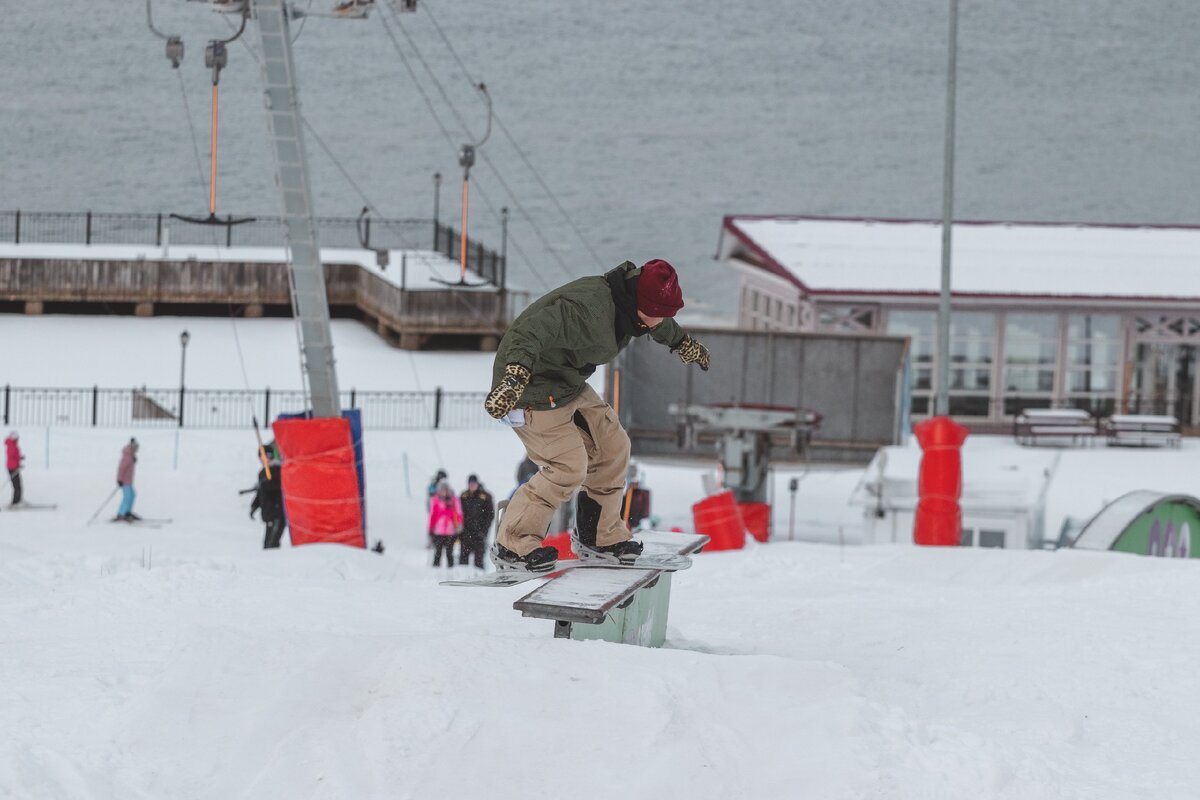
[1104,414,1181,448]
[1013,408,1099,447]
[513,530,709,647]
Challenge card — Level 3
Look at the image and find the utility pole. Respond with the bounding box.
[935,0,959,417]
[251,0,341,418]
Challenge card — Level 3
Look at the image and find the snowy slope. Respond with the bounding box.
[4,428,1200,798]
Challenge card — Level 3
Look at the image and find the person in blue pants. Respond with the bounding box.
[115,438,140,522]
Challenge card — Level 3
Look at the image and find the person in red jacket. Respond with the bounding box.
[4,431,22,507]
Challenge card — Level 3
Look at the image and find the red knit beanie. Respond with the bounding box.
[637,259,685,318]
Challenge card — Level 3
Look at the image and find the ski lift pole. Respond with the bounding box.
[457,146,473,280]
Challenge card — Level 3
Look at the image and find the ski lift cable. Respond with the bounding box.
[419,1,606,270]
[174,66,266,431]
[385,6,577,285]
[377,12,553,291]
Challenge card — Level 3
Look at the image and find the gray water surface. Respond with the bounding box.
[2,1,1197,316]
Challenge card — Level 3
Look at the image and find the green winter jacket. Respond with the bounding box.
[492,261,686,411]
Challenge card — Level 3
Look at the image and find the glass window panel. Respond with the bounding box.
[951,338,994,363]
[887,311,934,338]
[961,529,975,547]
[1067,314,1120,341]
[913,368,932,390]
[979,529,1006,548]
[1004,367,1056,392]
[949,395,990,417]
[951,368,991,390]
[1067,342,1120,367]
[1006,313,1059,340]
[950,312,995,339]
[1004,337,1058,366]
[1066,369,1117,393]
[910,396,930,415]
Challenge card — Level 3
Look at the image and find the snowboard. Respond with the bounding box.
[441,552,692,588]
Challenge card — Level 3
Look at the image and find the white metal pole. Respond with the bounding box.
[935,0,959,417]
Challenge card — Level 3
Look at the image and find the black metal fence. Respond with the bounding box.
[0,210,505,288]
[0,385,493,431]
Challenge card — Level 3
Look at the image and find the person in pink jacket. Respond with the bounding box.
[4,431,22,507]
[115,438,140,522]
[427,481,462,568]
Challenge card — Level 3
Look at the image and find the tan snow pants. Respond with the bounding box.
[497,384,631,555]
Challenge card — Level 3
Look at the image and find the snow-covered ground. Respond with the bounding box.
[5,315,1200,797]
[5,426,1200,798]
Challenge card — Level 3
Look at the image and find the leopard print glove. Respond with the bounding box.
[484,363,532,419]
[672,335,710,371]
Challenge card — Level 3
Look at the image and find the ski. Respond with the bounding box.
[108,517,172,529]
[6,502,57,511]
[441,552,691,588]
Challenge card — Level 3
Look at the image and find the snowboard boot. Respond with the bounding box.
[491,542,558,573]
[569,531,644,565]
[571,490,643,564]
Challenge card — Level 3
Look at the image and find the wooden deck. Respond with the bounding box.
[0,257,527,351]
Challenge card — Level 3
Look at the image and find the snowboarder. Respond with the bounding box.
[427,480,462,568]
[115,438,141,522]
[458,474,495,569]
[249,451,286,549]
[483,259,710,572]
[5,431,23,508]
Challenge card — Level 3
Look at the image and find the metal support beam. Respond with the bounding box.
[935,0,959,417]
[251,0,341,418]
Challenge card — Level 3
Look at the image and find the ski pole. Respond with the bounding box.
[87,486,121,525]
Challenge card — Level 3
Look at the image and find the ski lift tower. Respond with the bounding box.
[249,0,341,416]
[670,403,821,503]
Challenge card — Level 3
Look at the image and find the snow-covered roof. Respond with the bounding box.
[0,242,514,293]
[721,215,1200,301]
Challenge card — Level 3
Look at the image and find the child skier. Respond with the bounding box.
[115,438,140,522]
[4,431,22,507]
[483,259,709,572]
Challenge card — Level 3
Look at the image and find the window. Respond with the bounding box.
[1065,314,1120,416]
[979,529,1006,548]
[818,305,878,333]
[889,310,995,418]
[1003,313,1060,415]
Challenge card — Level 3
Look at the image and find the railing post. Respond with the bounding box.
[13,211,19,245]
[433,387,443,429]
[156,213,163,247]
[363,218,370,250]
[264,387,271,424]
[3,384,8,426]
[350,387,357,408]
[179,386,185,428]
[92,385,98,426]
[226,214,233,247]
[476,241,484,279]
[86,211,93,245]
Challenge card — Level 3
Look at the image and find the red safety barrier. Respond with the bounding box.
[541,531,578,560]
[692,490,746,551]
[738,502,771,543]
[271,417,365,548]
[913,415,969,546]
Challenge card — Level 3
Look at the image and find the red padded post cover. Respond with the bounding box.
[912,416,969,546]
[271,417,365,548]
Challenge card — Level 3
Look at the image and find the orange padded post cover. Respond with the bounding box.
[912,416,969,546]
[271,416,365,548]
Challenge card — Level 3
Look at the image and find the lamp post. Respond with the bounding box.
[935,0,959,417]
[179,329,190,428]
